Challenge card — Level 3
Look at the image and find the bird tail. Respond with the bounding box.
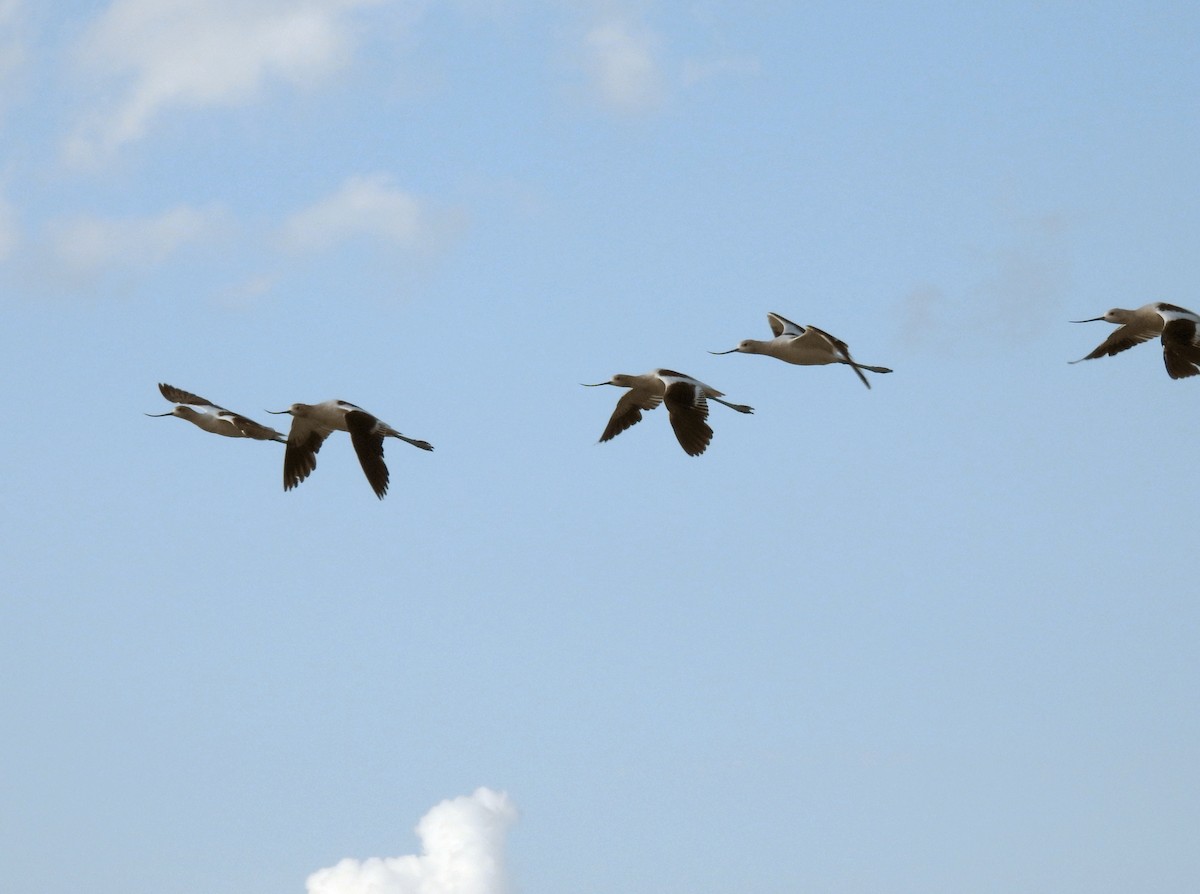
[712,397,754,414]
[388,431,435,451]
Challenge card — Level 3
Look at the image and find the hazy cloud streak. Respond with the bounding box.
[47,204,227,273]
[66,0,384,164]
[279,173,461,253]
[581,16,664,113]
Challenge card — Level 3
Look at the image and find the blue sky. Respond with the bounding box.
[3,2,1199,892]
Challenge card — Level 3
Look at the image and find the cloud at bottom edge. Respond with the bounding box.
[306,787,518,894]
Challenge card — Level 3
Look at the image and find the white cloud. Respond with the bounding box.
[279,173,457,253]
[306,787,517,894]
[581,16,665,113]
[65,0,383,165]
[47,204,227,273]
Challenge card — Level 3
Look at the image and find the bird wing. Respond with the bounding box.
[158,383,221,409]
[1161,317,1200,379]
[599,389,663,443]
[283,416,332,491]
[767,312,805,338]
[1071,321,1161,362]
[662,381,713,456]
[1157,302,1199,317]
[805,325,873,389]
[345,410,390,499]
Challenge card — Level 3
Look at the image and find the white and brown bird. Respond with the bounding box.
[267,400,433,499]
[711,312,891,389]
[146,383,287,443]
[1071,301,1200,379]
[583,369,753,456]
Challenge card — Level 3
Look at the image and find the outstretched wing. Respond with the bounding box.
[1161,317,1200,380]
[283,416,332,492]
[767,312,806,339]
[662,381,713,456]
[345,410,390,499]
[159,382,221,409]
[599,389,663,443]
[1071,322,1161,363]
[806,325,872,389]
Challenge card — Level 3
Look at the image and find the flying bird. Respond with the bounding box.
[268,400,433,499]
[146,383,287,443]
[1070,301,1200,378]
[710,312,892,388]
[583,369,753,456]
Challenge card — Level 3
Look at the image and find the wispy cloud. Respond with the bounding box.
[47,204,227,273]
[579,16,665,114]
[7,175,460,300]
[215,271,279,310]
[0,203,231,298]
[65,0,384,165]
[570,9,756,115]
[279,173,463,254]
[900,210,1073,354]
[306,788,517,894]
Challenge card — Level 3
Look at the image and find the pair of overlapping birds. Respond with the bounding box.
[149,306,1200,499]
